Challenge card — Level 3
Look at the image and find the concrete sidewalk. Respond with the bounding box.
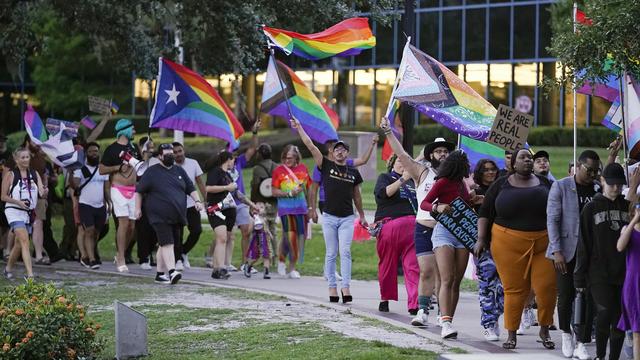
[34,259,582,358]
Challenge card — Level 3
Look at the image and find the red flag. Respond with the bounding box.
[381,114,403,161]
[576,9,592,26]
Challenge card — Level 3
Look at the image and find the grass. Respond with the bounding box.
[0,273,439,359]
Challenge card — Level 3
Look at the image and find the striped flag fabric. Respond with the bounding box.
[459,136,506,172]
[260,56,338,144]
[24,104,48,145]
[149,58,244,148]
[263,18,375,61]
[80,115,97,130]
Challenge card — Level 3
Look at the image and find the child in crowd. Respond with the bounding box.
[617,200,640,360]
[243,203,272,279]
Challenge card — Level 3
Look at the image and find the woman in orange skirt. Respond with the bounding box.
[474,148,557,350]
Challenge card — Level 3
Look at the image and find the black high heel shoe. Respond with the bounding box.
[329,296,339,303]
[341,290,352,304]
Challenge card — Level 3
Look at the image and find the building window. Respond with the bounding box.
[514,5,536,59]
[352,69,375,126]
[513,63,537,116]
[419,12,439,58]
[489,7,510,60]
[465,8,487,61]
[488,63,511,108]
[538,62,560,126]
[462,64,488,99]
[419,0,440,8]
[375,68,397,122]
[442,10,463,62]
[539,4,552,58]
[374,21,394,65]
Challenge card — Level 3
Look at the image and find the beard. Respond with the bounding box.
[87,156,99,166]
[430,158,441,169]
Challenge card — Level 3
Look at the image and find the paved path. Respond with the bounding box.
[27,259,589,358]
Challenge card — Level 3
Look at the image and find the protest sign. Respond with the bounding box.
[432,197,478,251]
[46,118,79,141]
[487,104,533,152]
[88,96,112,115]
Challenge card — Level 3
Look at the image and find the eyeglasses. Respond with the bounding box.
[580,163,602,176]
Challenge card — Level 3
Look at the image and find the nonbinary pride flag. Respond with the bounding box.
[391,43,496,140]
[149,58,244,148]
[260,56,338,144]
[263,17,375,60]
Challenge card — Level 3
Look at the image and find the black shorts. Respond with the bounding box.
[0,203,8,228]
[208,208,236,232]
[414,222,434,256]
[318,201,325,214]
[151,222,181,246]
[79,204,107,230]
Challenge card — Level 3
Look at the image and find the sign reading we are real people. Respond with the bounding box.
[487,104,533,152]
[432,197,478,251]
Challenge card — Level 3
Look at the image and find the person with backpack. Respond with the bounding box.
[73,142,109,269]
[250,143,278,266]
[2,147,45,280]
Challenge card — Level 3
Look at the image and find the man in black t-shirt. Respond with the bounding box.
[546,150,601,358]
[293,117,366,303]
[135,143,202,285]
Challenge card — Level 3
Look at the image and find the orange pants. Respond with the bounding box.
[490,224,557,331]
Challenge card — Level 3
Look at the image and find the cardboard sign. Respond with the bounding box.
[88,96,112,115]
[487,104,533,152]
[432,197,478,251]
[46,118,79,141]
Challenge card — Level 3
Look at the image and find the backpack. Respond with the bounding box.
[251,161,276,200]
[9,168,38,196]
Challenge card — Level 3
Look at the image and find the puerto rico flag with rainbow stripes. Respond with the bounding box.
[263,17,375,61]
[150,58,244,148]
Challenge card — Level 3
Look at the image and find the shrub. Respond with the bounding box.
[0,280,103,359]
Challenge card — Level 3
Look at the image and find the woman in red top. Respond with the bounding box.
[420,150,476,339]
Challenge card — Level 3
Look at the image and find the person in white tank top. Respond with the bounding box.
[381,116,454,328]
[2,148,45,280]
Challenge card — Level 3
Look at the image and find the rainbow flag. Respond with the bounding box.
[459,136,505,172]
[149,58,244,148]
[80,115,97,130]
[260,56,338,144]
[24,104,48,145]
[381,100,402,161]
[624,75,640,159]
[263,17,375,60]
[391,43,496,140]
[110,101,119,114]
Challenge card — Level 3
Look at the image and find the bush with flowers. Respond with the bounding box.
[0,280,103,359]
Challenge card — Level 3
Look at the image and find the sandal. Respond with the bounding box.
[537,337,555,350]
[502,339,517,349]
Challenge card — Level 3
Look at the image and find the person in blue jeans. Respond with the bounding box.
[293,118,368,303]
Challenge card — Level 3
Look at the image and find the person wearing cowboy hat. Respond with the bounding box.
[380,116,455,327]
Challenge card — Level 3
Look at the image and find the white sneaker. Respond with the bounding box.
[411,309,428,327]
[522,308,533,329]
[562,333,575,358]
[251,267,258,274]
[516,321,526,335]
[441,322,458,339]
[288,270,301,279]
[277,262,286,276]
[436,315,443,327]
[175,260,184,272]
[182,255,191,269]
[140,262,152,270]
[573,342,591,360]
[482,327,499,342]
[226,264,238,272]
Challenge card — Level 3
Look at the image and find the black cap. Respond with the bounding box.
[333,140,350,151]
[533,150,550,161]
[158,143,173,151]
[602,163,626,185]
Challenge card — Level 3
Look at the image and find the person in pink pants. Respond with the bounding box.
[373,155,419,314]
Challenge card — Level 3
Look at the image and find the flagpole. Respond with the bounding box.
[268,47,295,122]
[619,72,629,178]
[572,1,578,173]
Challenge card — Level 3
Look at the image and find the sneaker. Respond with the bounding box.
[170,271,182,285]
[288,270,301,279]
[441,321,458,339]
[140,261,152,270]
[243,263,252,278]
[573,342,590,360]
[155,274,170,284]
[493,322,501,337]
[379,301,390,312]
[436,315,443,327]
[277,262,286,276]
[211,268,231,280]
[561,332,574,358]
[411,309,428,326]
[522,308,533,329]
[263,268,271,279]
[182,254,191,269]
[251,267,258,274]
[175,260,184,272]
[3,268,13,280]
[408,308,418,316]
[90,260,100,270]
[204,255,213,268]
[80,258,90,268]
[226,264,238,272]
[482,327,499,342]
